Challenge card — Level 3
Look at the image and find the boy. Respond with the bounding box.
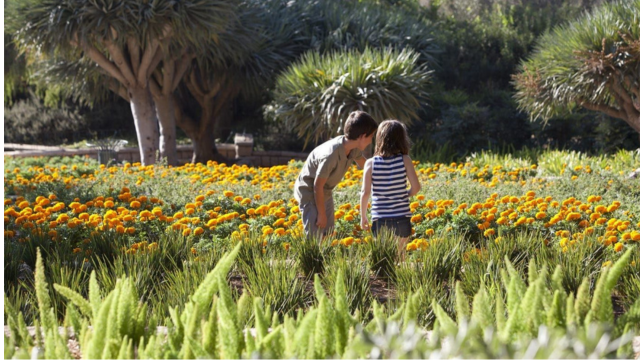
[294,111,378,240]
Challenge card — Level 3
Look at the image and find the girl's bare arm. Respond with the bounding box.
[403,155,421,197]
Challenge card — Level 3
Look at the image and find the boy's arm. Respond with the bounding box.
[403,155,421,197]
[360,159,373,229]
[314,176,328,228]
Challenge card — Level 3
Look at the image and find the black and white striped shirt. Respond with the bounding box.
[371,154,412,220]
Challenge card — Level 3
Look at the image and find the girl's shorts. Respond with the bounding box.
[371,216,412,238]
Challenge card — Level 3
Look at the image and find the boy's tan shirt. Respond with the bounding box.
[294,136,363,205]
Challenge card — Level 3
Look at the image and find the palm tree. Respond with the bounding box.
[513,0,640,137]
[268,48,432,147]
[8,0,237,165]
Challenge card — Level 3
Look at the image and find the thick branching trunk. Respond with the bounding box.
[129,87,159,165]
[180,71,240,164]
[153,94,178,165]
[149,51,195,166]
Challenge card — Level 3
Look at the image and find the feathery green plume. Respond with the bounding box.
[495,296,506,333]
[432,300,457,335]
[455,281,470,322]
[203,297,218,357]
[116,336,133,359]
[55,284,93,318]
[34,248,55,331]
[471,287,493,331]
[293,308,317,357]
[314,296,335,358]
[254,297,269,342]
[585,267,610,326]
[551,265,564,292]
[260,325,284,358]
[574,277,590,325]
[217,273,242,359]
[565,292,576,326]
[237,292,252,328]
[89,271,102,319]
[547,290,566,329]
[403,288,423,329]
[191,243,241,312]
[85,291,114,359]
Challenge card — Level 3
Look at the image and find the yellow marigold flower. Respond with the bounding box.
[344,215,355,221]
[185,208,195,215]
[535,212,547,220]
[151,207,163,216]
[183,228,192,237]
[565,212,581,221]
[341,237,354,247]
[494,236,503,244]
[425,228,434,236]
[104,200,115,208]
[116,225,126,234]
[48,230,58,238]
[483,229,495,237]
[578,220,589,228]
[275,228,286,236]
[73,248,82,254]
[234,196,243,202]
[223,191,234,197]
[195,195,205,202]
[193,227,205,236]
[273,218,285,227]
[263,227,274,236]
[602,260,612,268]
[417,194,425,201]
[406,242,418,251]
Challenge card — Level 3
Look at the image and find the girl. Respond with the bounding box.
[360,120,421,257]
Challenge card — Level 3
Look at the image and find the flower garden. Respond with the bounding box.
[4,150,640,358]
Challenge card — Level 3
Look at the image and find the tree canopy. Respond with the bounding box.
[513,0,640,134]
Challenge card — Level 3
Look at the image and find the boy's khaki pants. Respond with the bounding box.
[300,198,335,242]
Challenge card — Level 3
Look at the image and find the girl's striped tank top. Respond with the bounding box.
[371,154,412,220]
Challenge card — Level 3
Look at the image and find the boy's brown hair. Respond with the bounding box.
[344,111,378,140]
[374,120,410,157]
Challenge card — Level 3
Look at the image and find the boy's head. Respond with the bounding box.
[344,111,378,140]
[374,119,410,157]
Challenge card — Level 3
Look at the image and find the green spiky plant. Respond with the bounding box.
[267,47,432,147]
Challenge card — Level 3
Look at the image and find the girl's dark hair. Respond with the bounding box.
[374,120,410,157]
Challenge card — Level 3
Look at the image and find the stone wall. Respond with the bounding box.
[4,136,309,167]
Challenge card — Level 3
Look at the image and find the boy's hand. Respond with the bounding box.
[316,213,328,228]
[360,216,369,231]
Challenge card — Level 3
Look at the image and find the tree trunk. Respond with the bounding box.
[128,86,159,165]
[153,94,178,165]
[174,99,228,164]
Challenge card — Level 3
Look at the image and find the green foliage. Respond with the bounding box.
[268,47,431,146]
[514,0,640,125]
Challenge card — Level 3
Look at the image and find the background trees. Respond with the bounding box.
[514,0,640,136]
[8,0,237,165]
[5,0,640,162]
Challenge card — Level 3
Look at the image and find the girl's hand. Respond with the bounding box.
[360,216,370,231]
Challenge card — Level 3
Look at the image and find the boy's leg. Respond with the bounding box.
[301,201,321,242]
[323,198,335,240]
